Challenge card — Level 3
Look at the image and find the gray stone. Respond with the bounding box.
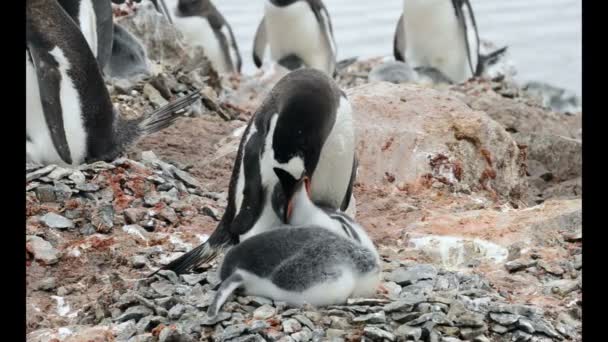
[26,235,60,264]
[490,323,511,334]
[511,331,532,342]
[407,312,452,326]
[528,318,562,339]
[36,277,57,291]
[158,325,194,342]
[347,298,390,306]
[253,304,276,320]
[249,320,269,333]
[116,305,154,323]
[151,281,175,296]
[291,327,313,342]
[293,315,315,330]
[505,260,535,272]
[172,168,201,188]
[35,185,56,202]
[92,204,115,233]
[157,270,180,284]
[27,165,56,182]
[47,167,72,180]
[128,333,154,342]
[388,265,438,285]
[459,326,487,340]
[488,304,544,318]
[201,312,232,326]
[115,320,137,340]
[69,170,86,184]
[230,334,267,342]
[489,312,520,326]
[329,316,350,330]
[132,255,147,269]
[383,282,402,299]
[168,303,185,320]
[517,318,536,333]
[180,273,206,286]
[221,324,249,340]
[325,329,345,338]
[144,193,162,206]
[573,254,582,270]
[76,183,100,192]
[144,83,169,108]
[122,224,149,241]
[282,318,302,334]
[392,312,421,323]
[155,297,180,310]
[363,327,395,342]
[353,311,386,324]
[441,338,464,342]
[40,212,74,229]
[395,324,422,340]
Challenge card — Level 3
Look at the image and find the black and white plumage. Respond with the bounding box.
[206,174,380,317]
[57,0,114,70]
[157,68,357,275]
[163,0,242,73]
[253,0,337,75]
[393,0,507,84]
[26,0,200,166]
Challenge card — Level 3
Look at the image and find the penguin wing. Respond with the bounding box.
[452,0,480,76]
[26,47,73,164]
[340,156,358,212]
[252,16,267,68]
[93,0,114,70]
[393,14,405,62]
[222,23,243,73]
[311,2,337,74]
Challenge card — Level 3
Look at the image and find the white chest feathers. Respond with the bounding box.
[402,0,474,83]
[264,1,333,73]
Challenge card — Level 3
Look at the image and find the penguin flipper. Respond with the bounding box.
[452,0,480,78]
[207,273,244,318]
[137,90,201,136]
[393,14,405,62]
[252,17,267,68]
[92,0,114,70]
[26,47,73,165]
[225,24,242,73]
[340,156,358,212]
[313,4,338,75]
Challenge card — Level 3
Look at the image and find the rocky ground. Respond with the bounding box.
[26,5,581,342]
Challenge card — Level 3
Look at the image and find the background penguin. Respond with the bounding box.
[104,23,152,79]
[57,0,114,70]
[253,0,337,75]
[156,68,357,275]
[393,0,507,84]
[206,172,380,317]
[26,0,200,166]
[162,0,242,74]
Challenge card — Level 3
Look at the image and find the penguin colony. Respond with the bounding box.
[27,0,509,311]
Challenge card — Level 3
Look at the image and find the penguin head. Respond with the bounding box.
[269,0,300,7]
[274,167,311,223]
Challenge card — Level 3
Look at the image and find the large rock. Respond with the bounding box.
[347,82,527,202]
[27,326,114,342]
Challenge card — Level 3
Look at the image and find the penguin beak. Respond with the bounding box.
[286,176,311,223]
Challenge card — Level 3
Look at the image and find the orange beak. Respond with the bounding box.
[286,176,311,222]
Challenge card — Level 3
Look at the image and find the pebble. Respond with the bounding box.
[26,235,60,264]
[136,316,167,334]
[26,165,56,182]
[201,312,232,326]
[293,315,315,330]
[291,327,313,342]
[144,83,169,108]
[40,212,74,229]
[132,255,147,269]
[253,304,276,320]
[325,329,346,338]
[180,273,206,286]
[221,323,249,340]
[128,333,154,342]
[168,304,186,320]
[35,185,57,202]
[115,320,138,340]
[363,327,395,342]
[115,305,154,323]
[489,312,520,325]
[151,281,176,296]
[517,318,536,334]
[158,325,194,342]
[329,316,350,330]
[394,324,422,340]
[36,277,57,291]
[76,183,100,192]
[388,264,438,285]
[511,330,532,341]
[353,311,386,324]
[282,318,302,334]
[172,168,201,188]
[460,326,488,340]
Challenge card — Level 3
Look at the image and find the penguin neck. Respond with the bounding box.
[288,186,342,234]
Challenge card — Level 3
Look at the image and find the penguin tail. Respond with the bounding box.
[148,223,233,277]
[138,90,201,136]
[476,46,508,77]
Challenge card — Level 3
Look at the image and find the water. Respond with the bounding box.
[215,0,582,97]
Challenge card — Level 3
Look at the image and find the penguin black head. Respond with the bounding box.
[274,167,311,223]
[269,0,300,7]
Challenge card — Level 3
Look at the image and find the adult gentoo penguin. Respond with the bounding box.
[206,172,380,317]
[393,0,507,84]
[253,0,337,75]
[157,68,357,275]
[162,0,242,73]
[56,0,114,70]
[26,0,200,166]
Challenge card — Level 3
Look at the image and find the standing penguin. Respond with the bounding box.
[253,0,337,76]
[162,0,242,74]
[393,0,507,84]
[26,0,200,166]
[57,0,114,70]
[206,172,381,317]
[157,68,357,275]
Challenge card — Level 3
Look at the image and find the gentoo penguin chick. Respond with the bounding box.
[156,68,357,275]
[253,0,338,75]
[104,23,151,79]
[163,0,242,74]
[393,0,507,84]
[26,0,200,166]
[57,0,114,70]
[206,173,381,317]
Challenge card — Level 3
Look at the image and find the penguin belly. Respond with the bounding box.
[403,0,471,83]
[264,2,331,73]
[173,16,231,73]
[26,51,88,166]
[310,96,355,211]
